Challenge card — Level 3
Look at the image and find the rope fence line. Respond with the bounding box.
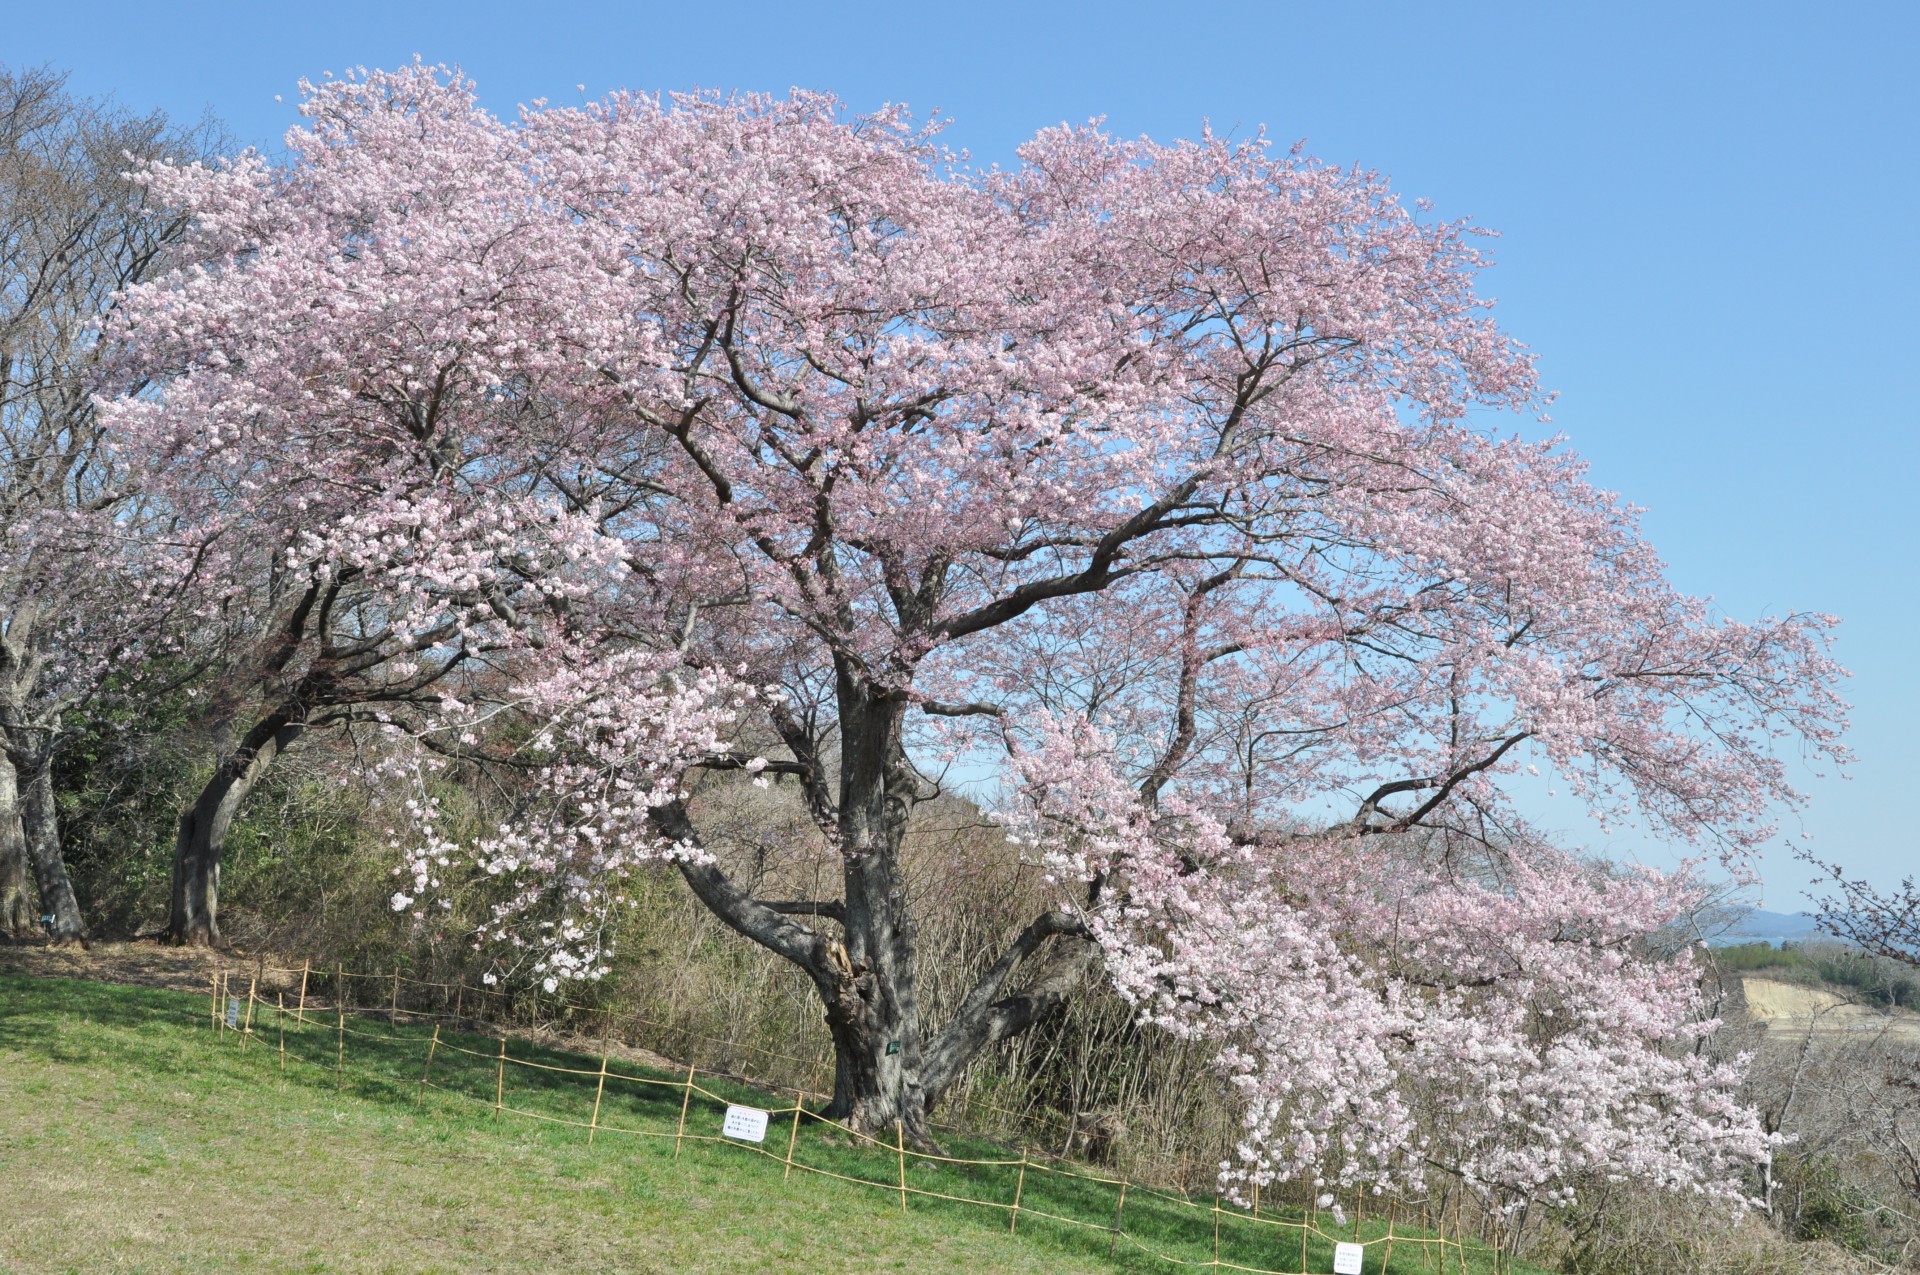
[294,962,1097,1143]
[199,964,1515,1275]
[229,959,1122,1156]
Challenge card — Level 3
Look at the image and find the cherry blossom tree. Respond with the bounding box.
[104,66,1847,1205]
[101,67,632,946]
[1006,718,1775,1209]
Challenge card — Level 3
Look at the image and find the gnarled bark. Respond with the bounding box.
[820,678,934,1139]
[0,753,33,937]
[663,673,1099,1147]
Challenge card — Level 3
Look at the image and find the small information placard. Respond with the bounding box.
[226,997,241,1028]
[1332,1241,1365,1275]
[722,1104,770,1143]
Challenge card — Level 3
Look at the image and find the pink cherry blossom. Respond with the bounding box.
[100,65,1845,1204]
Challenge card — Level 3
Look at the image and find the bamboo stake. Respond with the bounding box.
[390,968,400,1023]
[334,963,347,1089]
[588,1050,609,1145]
[783,1093,803,1181]
[895,1120,908,1212]
[1211,1195,1221,1270]
[1303,1192,1312,1273]
[209,972,219,1030]
[417,1023,440,1106]
[277,993,286,1073]
[1454,1192,1467,1275]
[494,1037,507,1119]
[1009,1149,1027,1234]
[1383,1197,1396,1274]
[295,959,310,1024]
[673,1061,695,1158]
[452,981,463,1025]
[1109,1176,1129,1258]
[241,976,258,1051]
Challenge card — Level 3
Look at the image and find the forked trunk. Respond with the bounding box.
[168,710,304,947]
[670,673,1096,1146]
[814,891,1095,1147]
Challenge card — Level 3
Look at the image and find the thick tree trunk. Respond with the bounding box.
[817,990,921,1129]
[667,670,1097,1147]
[168,710,305,947]
[819,935,930,1141]
[0,609,78,940]
[816,676,936,1140]
[814,880,1095,1145]
[815,675,1101,1142]
[16,751,84,943]
[0,754,33,937]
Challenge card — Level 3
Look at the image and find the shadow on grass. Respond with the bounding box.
[0,973,1533,1275]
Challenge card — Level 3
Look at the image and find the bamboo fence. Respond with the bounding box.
[196,962,1512,1275]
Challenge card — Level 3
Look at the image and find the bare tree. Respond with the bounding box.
[1813,859,1920,970]
[0,64,219,942]
[1715,954,1920,1259]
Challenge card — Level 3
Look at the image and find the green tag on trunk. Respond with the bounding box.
[885,1040,900,1056]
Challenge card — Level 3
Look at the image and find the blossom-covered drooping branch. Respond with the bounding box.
[1006,716,1774,1209]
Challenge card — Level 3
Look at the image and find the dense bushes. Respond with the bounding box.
[1541,1180,1880,1275]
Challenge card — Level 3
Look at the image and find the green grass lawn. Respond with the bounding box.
[0,973,1548,1274]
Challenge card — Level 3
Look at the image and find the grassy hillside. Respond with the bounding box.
[0,973,1544,1275]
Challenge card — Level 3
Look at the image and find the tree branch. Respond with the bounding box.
[1349,731,1534,834]
[918,699,1003,719]
[649,799,832,975]
[920,910,1093,1100]
[758,899,846,923]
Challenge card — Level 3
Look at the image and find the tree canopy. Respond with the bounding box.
[93,64,1848,1208]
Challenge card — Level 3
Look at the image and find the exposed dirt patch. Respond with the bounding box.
[1740,976,1920,1039]
[0,936,258,994]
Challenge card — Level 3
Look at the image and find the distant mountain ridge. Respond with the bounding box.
[1708,908,1828,946]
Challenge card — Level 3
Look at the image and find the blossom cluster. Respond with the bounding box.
[1006,716,1773,1209]
[386,650,773,990]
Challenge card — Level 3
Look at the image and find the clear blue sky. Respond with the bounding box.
[14,0,1916,905]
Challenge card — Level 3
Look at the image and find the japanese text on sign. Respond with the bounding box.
[722,1105,770,1143]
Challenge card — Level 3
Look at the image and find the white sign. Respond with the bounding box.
[226,997,241,1028]
[1332,1241,1365,1275]
[722,1104,770,1143]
